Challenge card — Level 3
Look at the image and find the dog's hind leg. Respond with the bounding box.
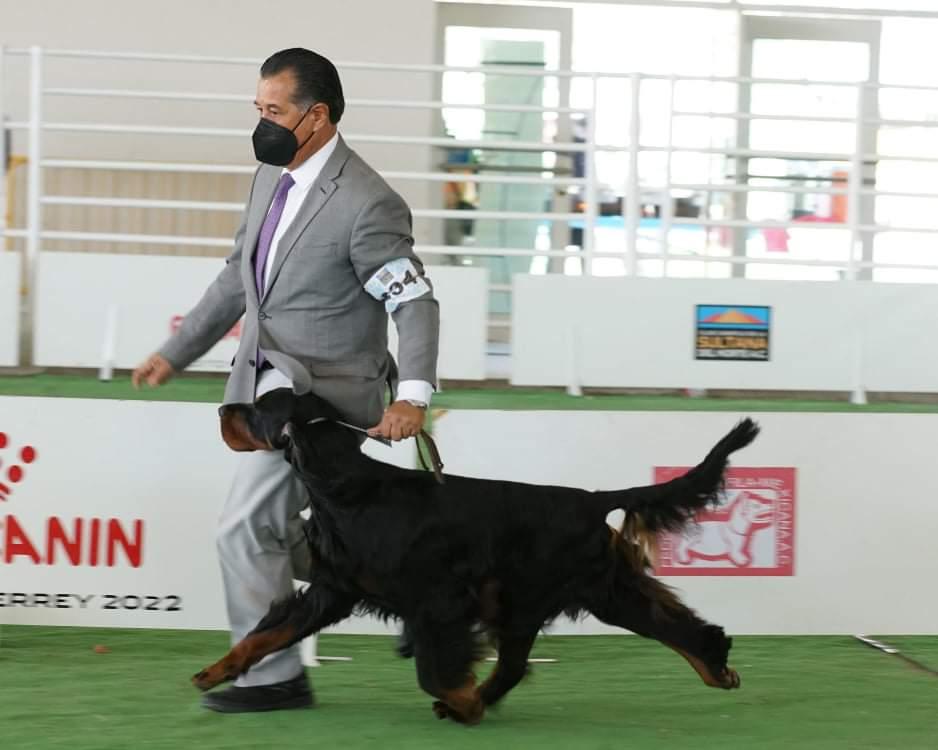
[192,581,356,691]
[588,570,740,691]
[412,619,486,725]
[478,628,539,708]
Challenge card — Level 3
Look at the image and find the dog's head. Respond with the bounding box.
[218,388,343,448]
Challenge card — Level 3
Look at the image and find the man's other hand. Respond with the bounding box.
[132,353,176,388]
[368,401,426,441]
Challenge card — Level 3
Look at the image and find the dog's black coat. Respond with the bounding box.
[198,389,758,722]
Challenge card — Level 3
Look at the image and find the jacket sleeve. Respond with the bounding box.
[349,190,440,387]
[158,170,258,371]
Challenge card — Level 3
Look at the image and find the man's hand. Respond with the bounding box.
[132,353,176,389]
[368,401,426,441]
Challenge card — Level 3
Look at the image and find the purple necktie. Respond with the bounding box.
[253,172,294,370]
[254,172,295,297]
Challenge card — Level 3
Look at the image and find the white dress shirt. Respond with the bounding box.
[255,133,433,410]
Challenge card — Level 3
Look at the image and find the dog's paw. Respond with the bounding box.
[191,662,238,692]
[191,669,219,692]
[720,667,741,690]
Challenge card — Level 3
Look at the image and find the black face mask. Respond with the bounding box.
[252,106,314,166]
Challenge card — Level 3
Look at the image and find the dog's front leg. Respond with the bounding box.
[192,583,356,691]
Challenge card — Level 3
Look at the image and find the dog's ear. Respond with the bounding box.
[219,407,271,452]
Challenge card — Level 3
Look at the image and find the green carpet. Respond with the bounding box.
[0,627,935,749]
[3,374,938,413]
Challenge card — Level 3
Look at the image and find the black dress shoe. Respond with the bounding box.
[201,672,314,714]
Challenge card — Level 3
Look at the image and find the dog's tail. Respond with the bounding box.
[598,418,760,534]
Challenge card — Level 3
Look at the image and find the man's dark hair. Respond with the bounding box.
[260,48,345,124]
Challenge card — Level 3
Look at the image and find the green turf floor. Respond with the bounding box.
[1,627,935,750]
[3,373,938,413]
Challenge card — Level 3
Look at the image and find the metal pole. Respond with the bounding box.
[660,75,676,277]
[846,82,864,282]
[625,73,641,277]
[583,74,599,275]
[26,46,42,366]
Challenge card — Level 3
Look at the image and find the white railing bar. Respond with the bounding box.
[15,230,938,272]
[872,117,938,129]
[667,217,938,234]
[43,88,252,102]
[41,88,586,114]
[635,250,938,273]
[40,196,246,212]
[40,98,938,127]
[381,171,587,187]
[669,182,848,195]
[7,122,589,152]
[414,209,581,221]
[37,230,233,247]
[3,229,26,238]
[41,158,257,174]
[672,110,855,124]
[12,45,938,89]
[12,131,938,163]
[865,188,938,199]
[635,144,853,160]
[36,202,581,222]
[416,245,582,259]
[38,160,585,186]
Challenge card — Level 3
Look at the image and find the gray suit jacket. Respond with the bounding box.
[159,135,440,428]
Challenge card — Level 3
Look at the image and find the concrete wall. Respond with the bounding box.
[512,276,938,393]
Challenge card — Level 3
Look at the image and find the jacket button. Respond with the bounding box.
[258,311,269,320]
[248,359,256,367]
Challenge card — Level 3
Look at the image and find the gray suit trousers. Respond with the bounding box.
[217,446,310,687]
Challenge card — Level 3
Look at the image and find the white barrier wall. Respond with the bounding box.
[512,276,938,392]
[0,397,414,631]
[3,396,935,635]
[433,410,938,635]
[34,253,487,380]
[0,253,19,367]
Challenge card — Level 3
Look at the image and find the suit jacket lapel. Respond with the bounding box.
[261,136,352,303]
[242,166,280,306]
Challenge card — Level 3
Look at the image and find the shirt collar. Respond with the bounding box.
[284,131,340,190]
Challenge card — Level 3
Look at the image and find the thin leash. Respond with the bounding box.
[306,418,445,484]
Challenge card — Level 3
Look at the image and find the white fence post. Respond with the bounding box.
[583,74,599,276]
[846,82,865,282]
[26,46,43,367]
[625,72,641,277]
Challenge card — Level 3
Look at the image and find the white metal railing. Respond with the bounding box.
[5,45,938,366]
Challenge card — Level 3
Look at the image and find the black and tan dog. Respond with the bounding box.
[195,389,758,724]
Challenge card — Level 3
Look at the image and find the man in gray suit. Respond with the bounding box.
[132,48,439,713]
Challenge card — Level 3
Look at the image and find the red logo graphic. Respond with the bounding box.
[0,432,144,567]
[0,432,38,501]
[654,467,796,577]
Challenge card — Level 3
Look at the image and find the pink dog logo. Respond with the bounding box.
[654,467,795,577]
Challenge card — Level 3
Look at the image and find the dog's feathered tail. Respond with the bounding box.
[598,418,760,534]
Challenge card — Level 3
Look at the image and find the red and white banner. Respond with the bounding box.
[654,467,796,576]
[0,396,413,630]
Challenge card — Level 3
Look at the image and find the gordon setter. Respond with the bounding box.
[194,388,758,724]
